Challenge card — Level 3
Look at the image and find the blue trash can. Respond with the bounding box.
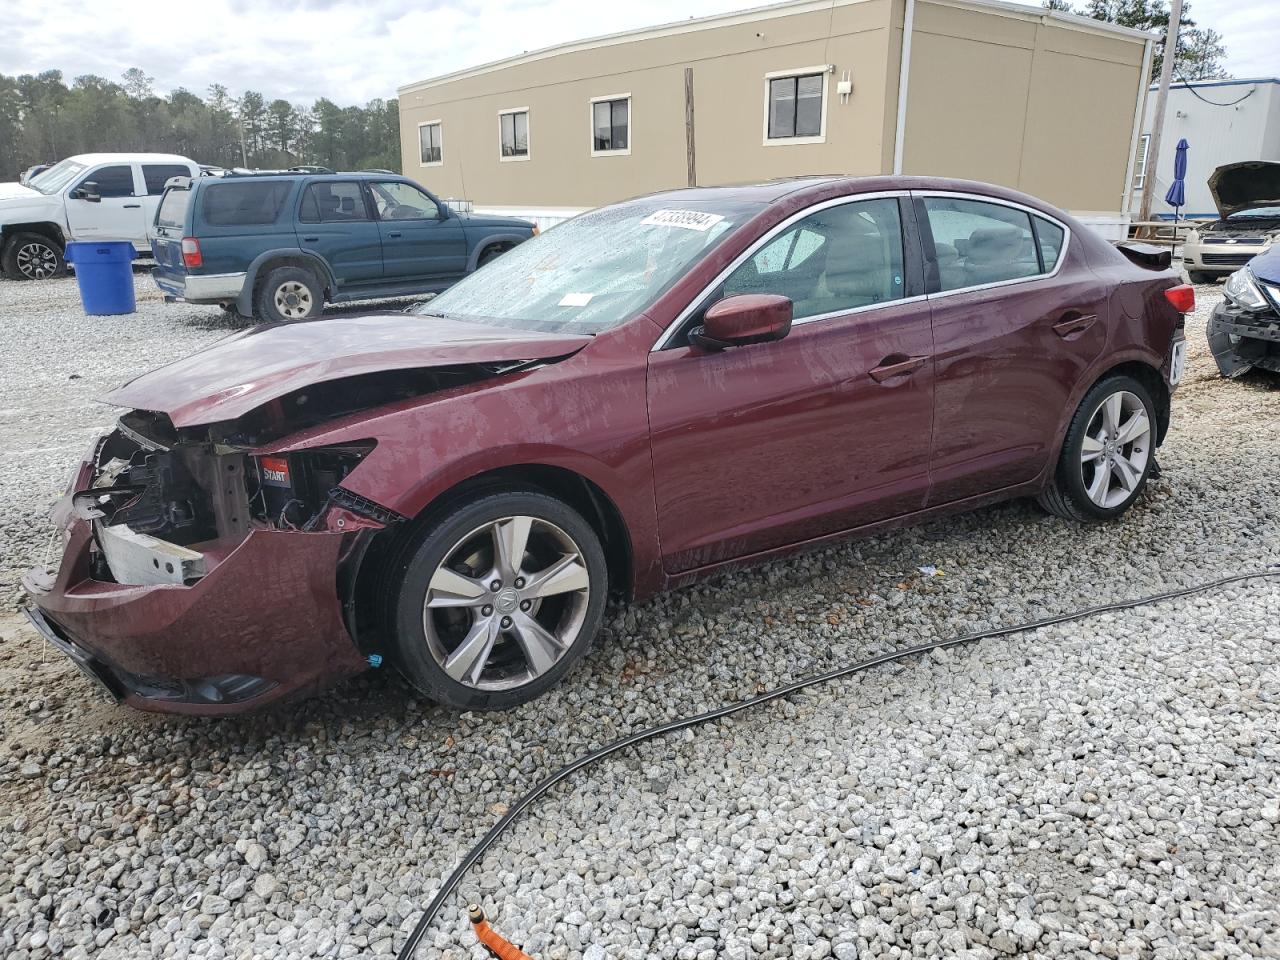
[64,241,137,315]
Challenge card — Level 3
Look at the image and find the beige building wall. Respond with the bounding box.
[899,0,1149,213]
[398,0,1148,217]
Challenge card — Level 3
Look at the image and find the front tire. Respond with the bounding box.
[1187,270,1216,284]
[390,490,608,710]
[2,233,65,281]
[1039,375,1157,522]
[254,266,322,322]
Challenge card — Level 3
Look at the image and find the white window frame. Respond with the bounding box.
[498,107,530,163]
[589,93,632,157]
[1132,133,1151,189]
[762,66,830,147]
[418,120,443,167]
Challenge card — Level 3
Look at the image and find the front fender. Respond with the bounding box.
[467,233,530,272]
[236,248,337,316]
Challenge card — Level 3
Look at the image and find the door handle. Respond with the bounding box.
[387,231,403,238]
[869,354,929,383]
[302,236,319,242]
[1052,313,1097,338]
[123,204,141,209]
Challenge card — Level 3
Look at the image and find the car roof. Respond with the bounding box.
[632,175,1068,217]
[66,153,193,165]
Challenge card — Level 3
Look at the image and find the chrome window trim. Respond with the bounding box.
[914,190,1072,302]
[651,190,911,351]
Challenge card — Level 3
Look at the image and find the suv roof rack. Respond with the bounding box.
[220,166,338,178]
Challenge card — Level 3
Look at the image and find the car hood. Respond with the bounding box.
[454,212,535,230]
[0,181,41,202]
[1248,247,1280,286]
[103,313,591,427]
[1208,161,1280,218]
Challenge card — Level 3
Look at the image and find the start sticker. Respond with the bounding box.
[640,209,726,232]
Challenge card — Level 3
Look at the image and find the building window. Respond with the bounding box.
[764,69,827,144]
[500,108,529,161]
[591,95,630,156]
[419,121,443,166]
[1133,133,1151,189]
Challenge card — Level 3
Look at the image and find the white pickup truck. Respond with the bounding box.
[1,153,200,280]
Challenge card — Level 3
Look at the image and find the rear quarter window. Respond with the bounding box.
[201,181,293,227]
[155,188,192,230]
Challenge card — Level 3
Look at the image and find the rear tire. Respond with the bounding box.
[389,490,608,710]
[1038,374,1157,523]
[254,266,323,322]
[2,233,65,281]
[1187,270,1216,284]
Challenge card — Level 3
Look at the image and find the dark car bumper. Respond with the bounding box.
[22,520,368,716]
[1206,300,1280,377]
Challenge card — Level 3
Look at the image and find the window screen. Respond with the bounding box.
[720,198,906,320]
[768,74,823,139]
[201,181,292,226]
[501,111,529,158]
[592,99,629,152]
[922,197,1039,291]
[419,123,442,164]
[142,164,191,195]
[81,165,136,198]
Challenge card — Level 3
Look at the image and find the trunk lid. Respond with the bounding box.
[1208,161,1280,218]
[102,314,591,427]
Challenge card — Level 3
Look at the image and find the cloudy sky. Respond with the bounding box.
[1,0,1275,106]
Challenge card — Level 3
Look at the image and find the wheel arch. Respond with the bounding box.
[347,462,634,653]
[467,233,527,271]
[236,248,336,317]
[1,221,66,249]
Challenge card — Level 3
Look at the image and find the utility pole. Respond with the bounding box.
[1138,0,1183,228]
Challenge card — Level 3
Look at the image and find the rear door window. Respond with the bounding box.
[299,181,370,222]
[1034,215,1066,271]
[921,197,1040,291]
[81,165,137,198]
[201,181,292,226]
[142,164,192,195]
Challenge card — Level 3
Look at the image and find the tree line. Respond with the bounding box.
[0,68,400,182]
[1044,0,1230,80]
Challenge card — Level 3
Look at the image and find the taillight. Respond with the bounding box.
[1164,284,1195,313]
[181,237,203,268]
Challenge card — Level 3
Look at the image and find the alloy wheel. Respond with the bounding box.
[273,280,314,319]
[17,241,59,280]
[422,516,592,690]
[1080,390,1151,509]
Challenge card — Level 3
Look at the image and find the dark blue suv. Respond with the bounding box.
[150,171,535,322]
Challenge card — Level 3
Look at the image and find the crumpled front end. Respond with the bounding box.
[22,412,395,715]
[1208,266,1280,379]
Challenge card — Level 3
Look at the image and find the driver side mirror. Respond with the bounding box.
[71,182,101,203]
[690,294,793,351]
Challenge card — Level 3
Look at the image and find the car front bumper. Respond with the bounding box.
[1206,300,1280,378]
[152,268,246,303]
[1183,239,1271,275]
[22,519,369,715]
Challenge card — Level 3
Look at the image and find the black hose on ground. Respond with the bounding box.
[395,566,1280,960]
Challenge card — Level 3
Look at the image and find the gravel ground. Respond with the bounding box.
[1,272,1278,960]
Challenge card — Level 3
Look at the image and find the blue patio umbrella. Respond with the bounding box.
[1165,138,1189,224]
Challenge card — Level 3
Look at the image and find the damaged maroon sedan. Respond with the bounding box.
[25,176,1193,715]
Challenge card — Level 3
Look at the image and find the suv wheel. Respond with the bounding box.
[255,266,322,322]
[1187,270,1215,284]
[1038,374,1156,522]
[389,490,608,710]
[2,233,65,281]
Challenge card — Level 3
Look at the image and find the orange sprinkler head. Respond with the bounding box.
[468,904,537,960]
